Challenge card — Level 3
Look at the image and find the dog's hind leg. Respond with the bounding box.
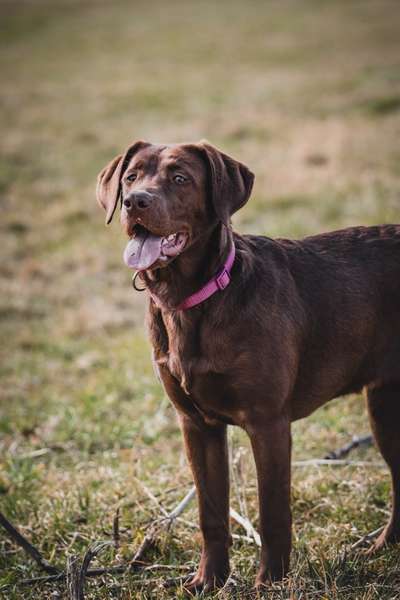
[366,381,400,551]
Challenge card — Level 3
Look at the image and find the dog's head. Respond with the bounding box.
[96,141,254,270]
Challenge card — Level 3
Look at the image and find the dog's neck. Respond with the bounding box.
[142,222,232,311]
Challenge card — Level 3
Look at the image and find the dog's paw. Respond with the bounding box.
[183,573,224,595]
[254,561,288,588]
[182,561,229,595]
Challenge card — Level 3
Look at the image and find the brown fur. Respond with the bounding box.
[97,141,400,591]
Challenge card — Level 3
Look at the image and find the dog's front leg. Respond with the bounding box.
[246,413,292,586]
[178,413,231,593]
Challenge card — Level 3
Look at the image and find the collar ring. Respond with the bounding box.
[132,271,146,292]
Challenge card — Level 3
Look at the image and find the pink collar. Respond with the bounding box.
[176,242,236,310]
[135,241,236,311]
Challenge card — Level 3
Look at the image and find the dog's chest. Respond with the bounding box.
[158,316,220,393]
[149,309,235,414]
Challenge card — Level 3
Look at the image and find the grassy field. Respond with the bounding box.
[1,0,400,597]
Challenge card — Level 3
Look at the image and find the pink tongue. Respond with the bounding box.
[123,230,163,270]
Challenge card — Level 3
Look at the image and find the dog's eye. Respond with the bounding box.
[126,173,137,182]
[173,174,187,185]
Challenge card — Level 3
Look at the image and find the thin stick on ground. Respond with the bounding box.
[229,507,261,547]
[164,485,262,545]
[66,554,82,600]
[135,478,169,517]
[0,510,60,575]
[113,507,120,549]
[129,523,158,571]
[165,486,196,523]
[292,459,384,467]
[350,526,384,551]
[324,434,373,460]
[65,541,113,600]
[20,561,192,586]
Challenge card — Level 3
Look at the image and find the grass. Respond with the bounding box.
[1,0,400,597]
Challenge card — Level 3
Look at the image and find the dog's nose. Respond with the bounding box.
[124,191,153,212]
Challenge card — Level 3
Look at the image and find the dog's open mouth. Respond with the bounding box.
[123,224,188,270]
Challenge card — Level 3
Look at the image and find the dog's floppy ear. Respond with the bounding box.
[96,141,149,224]
[198,142,254,225]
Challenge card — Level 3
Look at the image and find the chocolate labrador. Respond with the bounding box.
[97,140,400,591]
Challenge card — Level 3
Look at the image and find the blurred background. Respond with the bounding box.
[1,1,400,598]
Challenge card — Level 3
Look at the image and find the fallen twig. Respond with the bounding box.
[134,478,169,517]
[163,484,262,546]
[165,486,196,523]
[350,526,384,550]
[67,541,114,600]
[81,541,113,596]
[229,507,261,547]
[20,573,65,586]
[0,510,59,575]
[18,448,53,460]
[113,507,120,549]
[292,459,384,467]
[129,523,158,571]
[20,561,192,585]
[324,434,373,460]
[66,554,82,600]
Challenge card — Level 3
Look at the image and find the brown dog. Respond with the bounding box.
[97,140,400,591]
